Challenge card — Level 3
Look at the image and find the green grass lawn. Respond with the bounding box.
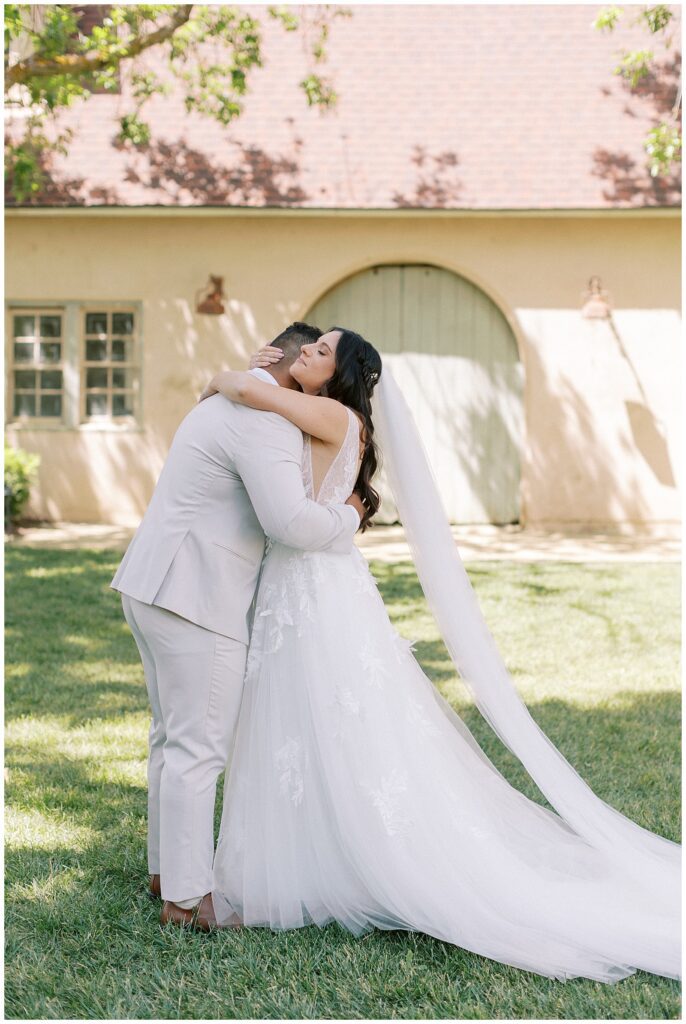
[5,548,681,1020]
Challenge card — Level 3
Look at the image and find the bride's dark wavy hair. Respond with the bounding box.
[321,327,383,531]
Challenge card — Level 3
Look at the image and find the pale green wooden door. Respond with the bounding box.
[306,264,524,524]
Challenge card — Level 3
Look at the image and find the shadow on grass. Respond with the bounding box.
[6,688,680,870]
[462,691,680,840]
[4,551,681,1019]
[6,548,680,841]
[5,818,681,1021]
[6,548,145,724]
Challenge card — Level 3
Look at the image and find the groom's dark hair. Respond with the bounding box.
[270,321,322,358]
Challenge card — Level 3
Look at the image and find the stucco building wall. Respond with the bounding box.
[5,210,681,529]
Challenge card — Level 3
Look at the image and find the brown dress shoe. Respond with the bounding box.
[159,893,242,932]
[149,874,161,900]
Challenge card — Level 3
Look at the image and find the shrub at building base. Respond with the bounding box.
[5,444,40,532]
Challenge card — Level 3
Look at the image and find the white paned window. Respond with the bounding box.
[82,309,139,422]
[6,302,142,430]
[10,309,65,421]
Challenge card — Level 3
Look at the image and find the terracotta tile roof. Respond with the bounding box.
[7,4,682,209]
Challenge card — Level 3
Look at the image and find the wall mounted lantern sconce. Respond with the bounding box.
[581,276,612,319]
[196,275,226,315]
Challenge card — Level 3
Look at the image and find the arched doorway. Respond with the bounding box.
[306,264,524,524]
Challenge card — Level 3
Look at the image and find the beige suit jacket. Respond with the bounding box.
[111,377,358,642]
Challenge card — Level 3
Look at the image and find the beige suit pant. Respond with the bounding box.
[122,595,247,903]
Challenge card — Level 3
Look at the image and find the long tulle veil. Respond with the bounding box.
[373,369,680,885]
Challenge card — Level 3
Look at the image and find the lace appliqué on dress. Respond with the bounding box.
[257,582,294,653]
[360,637,390,690]
[329,685,366,740]
[274,737,309,806]
[353,555,381,597]
[250,551,326,658]
[405,695,440,737]
[362,767,413,838]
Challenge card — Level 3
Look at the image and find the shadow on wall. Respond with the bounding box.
[605,316,677,488]
[392,147,464,208]
[522,338,665,524]
[26,432,163,525]
[627,53,683,117]
[432,360,522,525]
[119,137,309,206]
[152,294,263,399]
[6,135,310,208]
[591,147,681,205]
[4,148,123,206]
[624,402,676,487]
[593,54,682,206]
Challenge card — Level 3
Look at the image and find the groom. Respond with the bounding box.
[111,322,363,930]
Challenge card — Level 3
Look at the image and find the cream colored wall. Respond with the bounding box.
[5,212,681,529]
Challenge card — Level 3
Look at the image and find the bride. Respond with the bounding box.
[201,327,680,984]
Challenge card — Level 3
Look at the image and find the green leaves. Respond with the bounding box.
[5,117,74,203]
[613,47,654,87]
[6,144,42,203]
[4,4,25,49]
[166,9,262,127]
[39,6,81,61]
[593,2,680,179]
[592,3,673,34]
[4,443,40,524]
[129,68,170,102]
[645,120,682,177]
[116,112,151,147]
[641,5,673,34]
[300,73,338,109]
[5,4,348,201]
[269,7,299,33]
[592,6,624,32]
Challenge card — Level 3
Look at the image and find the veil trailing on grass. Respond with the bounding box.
[373,369,680,882]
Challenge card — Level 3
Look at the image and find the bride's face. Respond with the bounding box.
[289,330,342,395]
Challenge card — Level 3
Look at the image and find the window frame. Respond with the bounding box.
[7,305,67,425]
[80,305,141,426]
[5,300,144,432]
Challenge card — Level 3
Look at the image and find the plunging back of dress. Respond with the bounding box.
[302,407,362,505]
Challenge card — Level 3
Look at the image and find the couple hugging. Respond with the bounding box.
[111,322,679,984]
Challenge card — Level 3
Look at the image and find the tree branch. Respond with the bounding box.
[6,4,195,87]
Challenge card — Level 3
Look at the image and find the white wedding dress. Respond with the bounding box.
[212,382,680,984]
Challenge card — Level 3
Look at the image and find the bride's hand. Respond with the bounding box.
[203,370,255,403]
[199,367,245,402]
[249,345,284,369]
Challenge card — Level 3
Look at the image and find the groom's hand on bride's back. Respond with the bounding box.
[345,492,365,527]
